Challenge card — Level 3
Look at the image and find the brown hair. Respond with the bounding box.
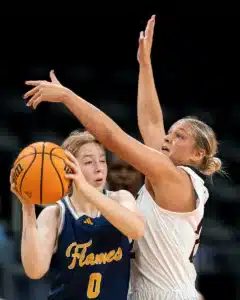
[61,130,104,195]
[180,116,223,176]
[61,130,102,157]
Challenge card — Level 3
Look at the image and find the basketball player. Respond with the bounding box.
[130,15,212,300]
[107,152,144,198]
[24,30,222,299]
[10,130,144,300]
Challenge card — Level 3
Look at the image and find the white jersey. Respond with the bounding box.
[129,166,209,300]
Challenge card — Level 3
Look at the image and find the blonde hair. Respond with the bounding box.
[61,130,102,157]
[180,116,223,176]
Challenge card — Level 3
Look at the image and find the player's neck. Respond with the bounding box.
[70,192,99,218]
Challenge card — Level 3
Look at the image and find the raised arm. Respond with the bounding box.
[137,15,165,150]
[24,74,178,186]
[24,72,187,211]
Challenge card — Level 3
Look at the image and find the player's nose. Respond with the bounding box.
[95,162,104,173]
[164,133,172,143]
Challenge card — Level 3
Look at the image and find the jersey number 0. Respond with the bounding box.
[87,273,102,299]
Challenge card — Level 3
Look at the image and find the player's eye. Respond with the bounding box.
[176,133,184,139]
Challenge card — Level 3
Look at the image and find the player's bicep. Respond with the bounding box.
[37,205,59,262]
[110,133,178,184]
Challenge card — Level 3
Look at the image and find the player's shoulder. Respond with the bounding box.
[106,190,136,207]
[177,166,209,204]
[38,204,60,221]
[177,166,206,183]
[107,189,134,201]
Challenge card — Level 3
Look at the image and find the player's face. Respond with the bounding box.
[161,120,204,166]
[77,142,107,191]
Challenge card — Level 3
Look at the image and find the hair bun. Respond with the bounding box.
[204,156,222,175]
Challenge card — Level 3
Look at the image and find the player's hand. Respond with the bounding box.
[137,15,155,66]
[64,150,87,192]
[9,168,33,207]
[24,70,71,109]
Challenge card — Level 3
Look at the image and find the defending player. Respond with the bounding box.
[129,15,214,299]
[10,131,144,300]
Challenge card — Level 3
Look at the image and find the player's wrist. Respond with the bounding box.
[77,180,90,194]
[62,88,77,105]
[22,203,35,214]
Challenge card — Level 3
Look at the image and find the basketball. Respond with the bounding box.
[12,142,72,205]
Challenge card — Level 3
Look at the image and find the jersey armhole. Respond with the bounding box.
[53,200,66,254]
[178,166,209,206]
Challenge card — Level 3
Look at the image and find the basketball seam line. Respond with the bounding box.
[40,143,45,204]
[50,148,65,199]
[19,146,37,197]
[14,152,65,165]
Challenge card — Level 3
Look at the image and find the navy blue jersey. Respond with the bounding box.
[48,192,131,300]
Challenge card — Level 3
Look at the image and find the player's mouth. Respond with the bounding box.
[161,145,170,153]
[95,178,104,184]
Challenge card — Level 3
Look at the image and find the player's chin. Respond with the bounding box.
[93,179,106,191]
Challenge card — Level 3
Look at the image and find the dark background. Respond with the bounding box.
[0,14,239,299]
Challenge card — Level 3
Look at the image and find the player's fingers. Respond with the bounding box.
[139,31,144,42]
[10,184,19,196]
[10,186,15,194]
[145,15,155,38]
[144,17,152,38]
[151,14,156,21]
[64,158,78,173]
[64,150,78,165]
[25,80,44,87]
[50,70,61,85]
[147,15,155,41]
[24,86,40,99]
[9,168,14,184]
[32,97,42,110]
[26,91,41,107]
[65,173,75,180]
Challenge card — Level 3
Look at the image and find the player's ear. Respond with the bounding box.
[50,70,61,85]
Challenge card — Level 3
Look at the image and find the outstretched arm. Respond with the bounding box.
[137,15,165,150]
[24,74,177,186]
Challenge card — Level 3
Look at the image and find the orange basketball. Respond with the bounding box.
[12,142,72,205]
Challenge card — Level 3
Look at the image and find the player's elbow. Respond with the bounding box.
[131,219,145,240]
[23,264,49,280]
[134,226,145,240]
[26,272,45,280]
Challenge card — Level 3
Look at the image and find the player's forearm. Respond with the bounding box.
[63,90,123,153]
[21,206,48,279]
[138,63,162,124]
[137,63,165,146]
[81,184,144,240]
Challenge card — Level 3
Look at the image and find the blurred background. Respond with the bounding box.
[0,14,239,300]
